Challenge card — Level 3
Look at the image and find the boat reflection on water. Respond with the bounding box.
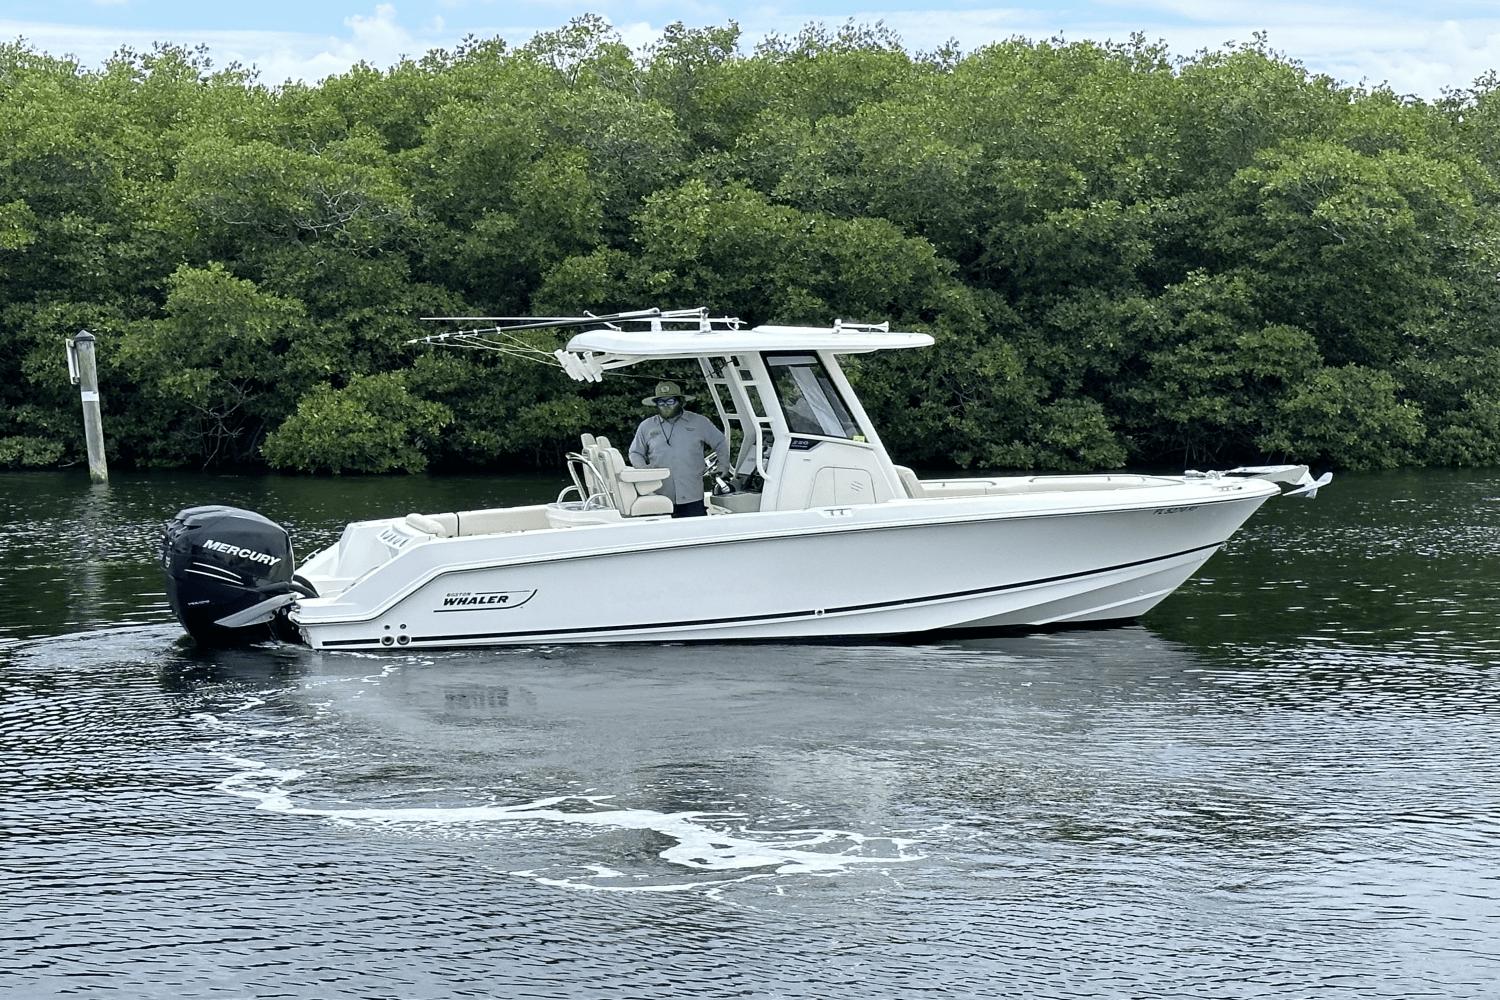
[147,625,1303,839]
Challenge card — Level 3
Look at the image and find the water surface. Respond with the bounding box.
[2,469,1497,998]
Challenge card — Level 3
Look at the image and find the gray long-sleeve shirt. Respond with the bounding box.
[628,411,728,505]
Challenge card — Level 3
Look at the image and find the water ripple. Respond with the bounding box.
[5,470,1500,997]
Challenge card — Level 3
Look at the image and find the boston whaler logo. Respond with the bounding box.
[438,589,537,612]
[201,539,281,567]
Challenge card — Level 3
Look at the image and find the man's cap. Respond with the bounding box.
[642,380,695,406]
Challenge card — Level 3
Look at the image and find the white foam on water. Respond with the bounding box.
[512,809,928,891]
[217,754,307,813]
[192,657,925,893]
[213,754,924,892]
[360,662,404,684]
[188,710,287,740]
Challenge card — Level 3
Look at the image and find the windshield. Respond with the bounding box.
[764,352,862,440]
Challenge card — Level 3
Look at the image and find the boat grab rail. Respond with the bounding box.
[561,452,616,510]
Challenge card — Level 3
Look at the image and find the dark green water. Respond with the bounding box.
[2,469,1497,998]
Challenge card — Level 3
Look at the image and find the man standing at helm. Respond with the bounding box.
[628,380,728,518]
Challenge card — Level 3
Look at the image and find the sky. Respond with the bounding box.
[2,0,1498,99]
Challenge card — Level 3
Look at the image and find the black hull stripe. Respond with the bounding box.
[317,540,1225,648]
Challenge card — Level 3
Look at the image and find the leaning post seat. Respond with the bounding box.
[594,437,672,517]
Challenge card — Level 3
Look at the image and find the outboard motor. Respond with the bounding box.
[162,505,307,645]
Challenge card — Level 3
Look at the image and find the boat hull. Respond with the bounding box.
[293,483,1276,649]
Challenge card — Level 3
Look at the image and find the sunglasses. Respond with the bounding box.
[655,397,680,406]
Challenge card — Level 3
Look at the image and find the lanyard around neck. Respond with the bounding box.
[657,413,682,445]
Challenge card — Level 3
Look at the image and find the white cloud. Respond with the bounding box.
[257,4,425,79]
[1,20,301,72]
[0,5,438,82]
[2,2,1497,95]
[1324,20,1500,95]
[756,5,1500,95]
[344,3,414,55]
[616,20,665,52]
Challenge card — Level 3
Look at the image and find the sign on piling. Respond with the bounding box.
[65,330,108,483]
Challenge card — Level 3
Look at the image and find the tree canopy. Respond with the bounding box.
[2,24,1498,474]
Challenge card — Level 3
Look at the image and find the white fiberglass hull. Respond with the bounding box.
[291,478,1279,649]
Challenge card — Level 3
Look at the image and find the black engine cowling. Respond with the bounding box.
[162,505,306,645]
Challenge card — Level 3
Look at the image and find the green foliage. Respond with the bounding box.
[1258,365,1426,470]
[1,25,1497,475]
[262,372,452,474]
[1113,273,1323,463]
[0,200,38,250]
[0,434,64,468]
[1426,391,1500,467]
[1219,140,1475,367]
[117,263,311,466]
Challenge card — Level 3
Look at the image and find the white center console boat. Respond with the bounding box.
[161,308,1329,648]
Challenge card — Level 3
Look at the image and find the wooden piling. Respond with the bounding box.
[70,330,109,483]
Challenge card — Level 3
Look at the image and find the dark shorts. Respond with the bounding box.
[671,500,707,518]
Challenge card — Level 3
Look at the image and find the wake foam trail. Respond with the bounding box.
[216,758,925,892]
[194,660,925,893]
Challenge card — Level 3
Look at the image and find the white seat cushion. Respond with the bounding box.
[405,512,452,537]
[893,465,926,499]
